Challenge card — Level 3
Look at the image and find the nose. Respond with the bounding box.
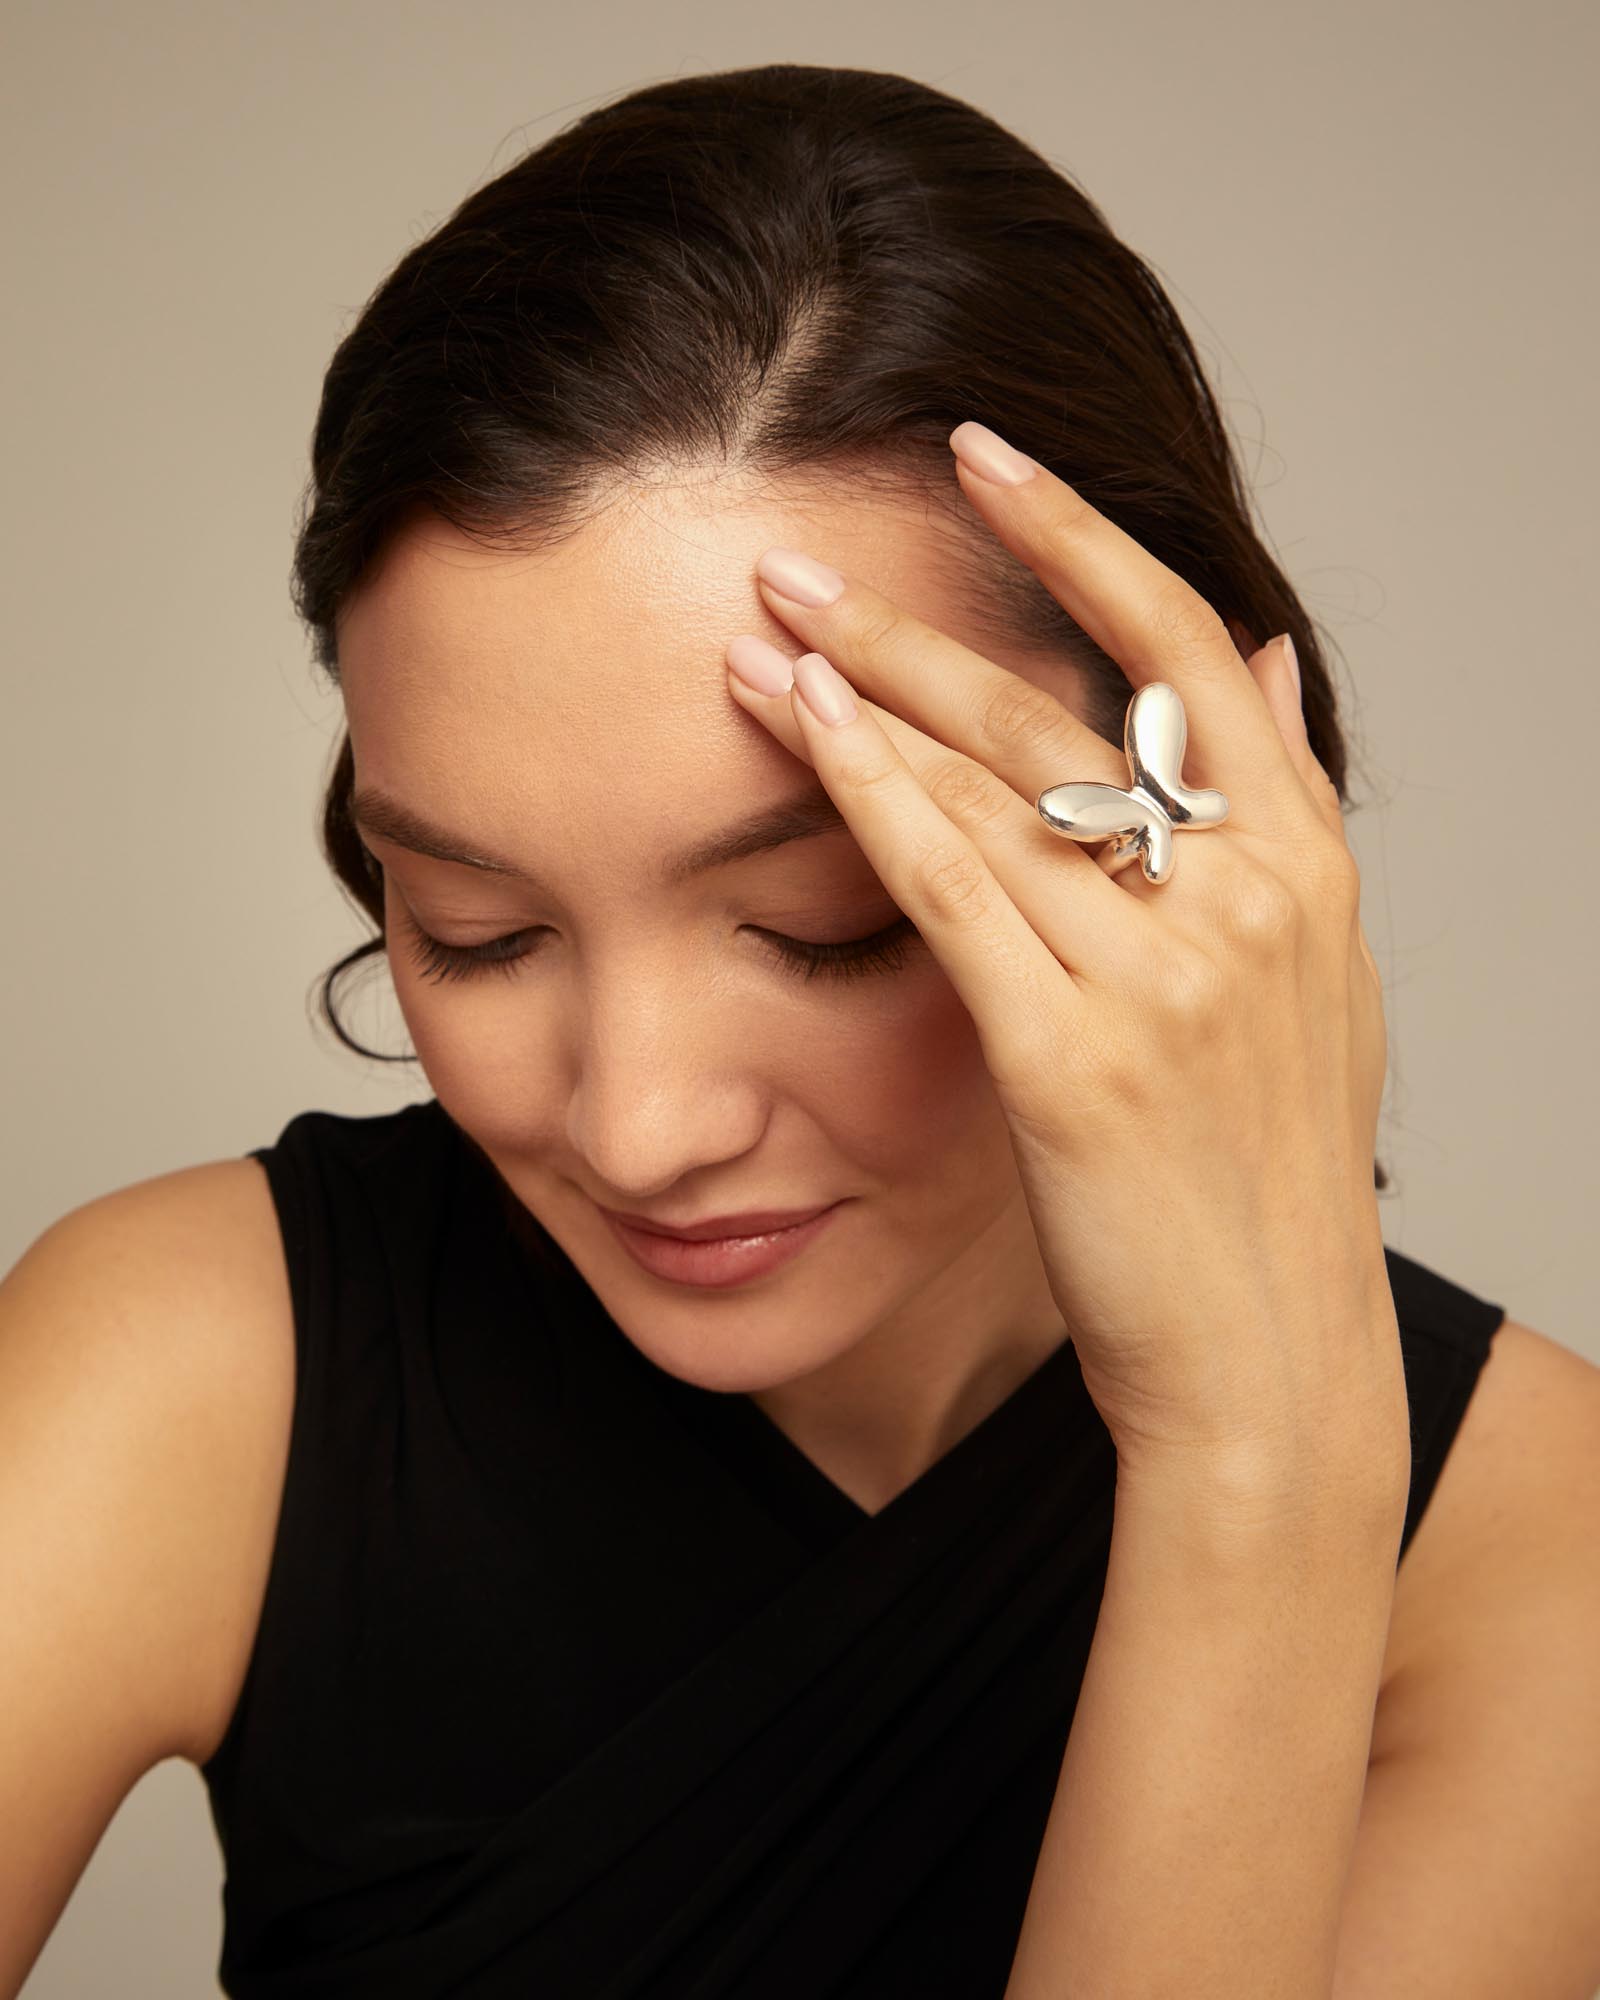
[563,980,772,1204]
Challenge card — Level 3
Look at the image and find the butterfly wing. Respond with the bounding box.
[1126,682,1229,829]
[1035,780,1158,844]
[1035,781,1177,882]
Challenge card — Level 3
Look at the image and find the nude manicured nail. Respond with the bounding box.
[756,546,846,607]
[792,651,858,728]
[949,421,1039,485]
[727,633,796,697]
[1278,632,1301,699]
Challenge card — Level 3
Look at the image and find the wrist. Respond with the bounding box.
[1106,1287,1413,1543]
[1111,1436,1410,1577]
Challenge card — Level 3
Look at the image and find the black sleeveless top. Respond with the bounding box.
[199,1098,1506,1998]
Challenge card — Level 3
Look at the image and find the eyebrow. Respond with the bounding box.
[348,783,852,889]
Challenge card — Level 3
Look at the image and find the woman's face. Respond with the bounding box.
[336,480,1091,1406]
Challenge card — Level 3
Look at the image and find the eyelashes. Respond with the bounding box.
[754,918,923,984]
[396,910,923,988]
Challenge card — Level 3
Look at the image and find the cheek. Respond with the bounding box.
[396,986,545,1153]
[806,977,1017,1207]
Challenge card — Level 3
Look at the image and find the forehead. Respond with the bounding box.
[333,475,1085,879]
[336,474,981,736]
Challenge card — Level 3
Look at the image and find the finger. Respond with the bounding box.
[746,546,1130,813]
[1242,634,1383,995]
[728,618,1120,823]
[727,631,1227,941]
[781,646,1088,1099]
[943,421,1320,839]
[727,636,1152,955]
[725,643,1162,1092]
[1244,634,1348,845]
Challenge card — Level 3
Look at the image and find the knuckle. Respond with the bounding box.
[1328,833,1363,898]
[848,749,909,807]
[1058,1015,1154,1119]
[1284,822,1363,917]
[842,595,903,657]
[1159,945,1229,1027]
[923,756,1018,837]
[1309,835,1362,913]
[910,840,994,931]
[1146,583,1229,663]
[973,674,1071,760]
[1216,861,1301,952]
[1044,482,1100,543]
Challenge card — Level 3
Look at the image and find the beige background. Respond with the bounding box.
[5,0,1596,1991]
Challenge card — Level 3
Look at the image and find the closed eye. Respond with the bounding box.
[396,910,924,986]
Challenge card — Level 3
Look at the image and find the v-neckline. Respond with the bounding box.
[735,1340,1084,1517]
[634,1315,1096,1549]
[450,1105,1102,1544]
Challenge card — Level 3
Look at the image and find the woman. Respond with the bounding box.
[4,62,1598,2000]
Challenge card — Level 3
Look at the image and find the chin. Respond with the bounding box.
[575,1233,869,1396]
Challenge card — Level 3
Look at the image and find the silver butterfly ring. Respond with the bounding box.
[1035,682,1229,887]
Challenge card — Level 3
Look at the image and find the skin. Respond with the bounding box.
[336,475,1132,1514]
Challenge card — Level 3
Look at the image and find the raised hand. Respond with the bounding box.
[723,421,1406,1514]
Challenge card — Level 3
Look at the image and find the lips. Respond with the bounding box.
[601,1201,845,1288]
[597,1203,836,1242]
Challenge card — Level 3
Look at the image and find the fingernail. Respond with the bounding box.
[949,420,1039,485]
[792,651,858,728]
[756,546,845,607]
[727,633,796,697]
[1278,632,1301,699]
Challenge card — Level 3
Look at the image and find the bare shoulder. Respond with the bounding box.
[0,1155,294,1990]
[1377,1314,1600,1740]
[1344,1323,1600,1987]
[1,1155,295,1768]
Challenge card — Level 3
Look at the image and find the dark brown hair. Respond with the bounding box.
[290,61,1389,1188]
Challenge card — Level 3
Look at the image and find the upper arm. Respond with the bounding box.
[0,1159,293,2000]
[1334,1318,1600,1998]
